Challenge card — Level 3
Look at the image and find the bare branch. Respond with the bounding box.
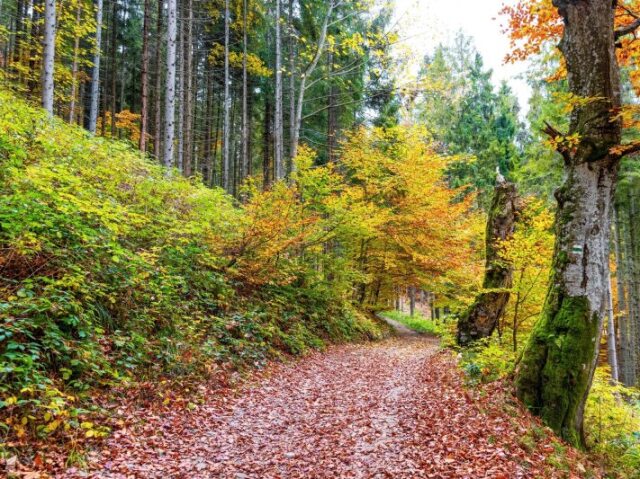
[615,18,640,39]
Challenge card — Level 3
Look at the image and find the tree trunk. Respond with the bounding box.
[41,0,55,115]
[409,286,416,317]
[88,0,103,133]
[263,95,273,189]
[515,0,622,448]
[288,0,296,171]
[222,0,231,190]
[153,0,164,159]
[139,0,150,152]
[183,0,193,176]
[291,1,335,162]
[240,0,249,180]
[109,0,117,136]
[163,0,177,168]
[176,5,184,173]
[274,0,284,180]
[68,4,82,124]
[203,68,213,185]
[327,50,338,163]
[613,203,634,386]
[606,272,619,382]
[629,192,640,385]
[457,179,519,345]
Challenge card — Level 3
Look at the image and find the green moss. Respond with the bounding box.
[516,293,599,448]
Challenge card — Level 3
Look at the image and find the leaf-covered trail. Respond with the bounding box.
[63,333,584,478]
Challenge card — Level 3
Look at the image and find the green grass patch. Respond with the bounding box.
[382,310,444,336]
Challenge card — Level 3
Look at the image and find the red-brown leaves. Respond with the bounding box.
[46,336,595,478]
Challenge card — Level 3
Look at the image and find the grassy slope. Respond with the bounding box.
[0,90,384,445]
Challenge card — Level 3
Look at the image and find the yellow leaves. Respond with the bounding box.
[209,44,272,77]
[44,419,62,433]
[97,110,143,144]
[546,132,580,152]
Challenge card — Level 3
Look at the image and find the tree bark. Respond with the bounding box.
[183,0,193,176]
[457,178,519,345]
[176,3,185,173]
[139,0,150,152]
[222,0,231,190]
[41,0,55,115]
[628,192,640,385]
[613,203,634,386]
[606,271,619,382]
[241,0,249,180]
[288,0,296,171]
[274,0,284,180]
[163,0,177,168]
[88,0,103,133]
[109,0,117,136]
[68,4,82,124]
[153,0,164,159]
[515,0,622,448]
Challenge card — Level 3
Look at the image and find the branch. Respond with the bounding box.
[611,141,640,158]
[615,18,640,39]
[542,121,572,164]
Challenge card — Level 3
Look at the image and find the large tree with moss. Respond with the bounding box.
[514,0,640,448]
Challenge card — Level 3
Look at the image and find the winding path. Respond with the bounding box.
[62,325,572,478]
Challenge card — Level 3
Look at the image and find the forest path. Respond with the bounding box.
[62,327,557,478]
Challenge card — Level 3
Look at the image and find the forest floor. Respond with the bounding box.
[57,323,592,479]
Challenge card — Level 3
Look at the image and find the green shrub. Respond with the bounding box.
[459,338,517,384]
[0,90,384,445]
[584,370,640,478]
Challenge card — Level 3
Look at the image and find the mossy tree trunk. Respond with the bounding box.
[515,0,623,448]
[457,179,518,345]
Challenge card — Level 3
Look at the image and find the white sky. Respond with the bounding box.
[392,0,532,114]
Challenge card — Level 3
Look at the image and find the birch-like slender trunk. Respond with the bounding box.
[153,0,163,159]
[68,4,82,123]
[606,261,619,383]
[222,0,231,190]
[109,0,117,135]
[176,4,184,173]
[241,0,248,180]
[274,0,284,180]
[288,0,295,171]
[139,0,150,152]
[41,0,55,115]
[88,0,103,133]
[163,0,177,168]
[183,0,193,176]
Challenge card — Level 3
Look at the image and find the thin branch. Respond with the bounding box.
[542,121,572,164]
[615,18,640,39]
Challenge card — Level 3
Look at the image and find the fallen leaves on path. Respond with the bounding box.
[52,336,593,478]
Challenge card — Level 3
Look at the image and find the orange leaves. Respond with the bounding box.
[225,127,482,305]
[339,126,483,300]
[500,0,562,64]
[502,0,640,92]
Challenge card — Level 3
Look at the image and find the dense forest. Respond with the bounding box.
[0,0,640,477]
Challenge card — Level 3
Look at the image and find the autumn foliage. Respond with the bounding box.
[0,91,481,453]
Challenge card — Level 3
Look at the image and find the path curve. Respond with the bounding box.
[62,331,570,478]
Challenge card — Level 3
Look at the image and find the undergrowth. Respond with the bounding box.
[0,90,384,456]
[459,336,640,478]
